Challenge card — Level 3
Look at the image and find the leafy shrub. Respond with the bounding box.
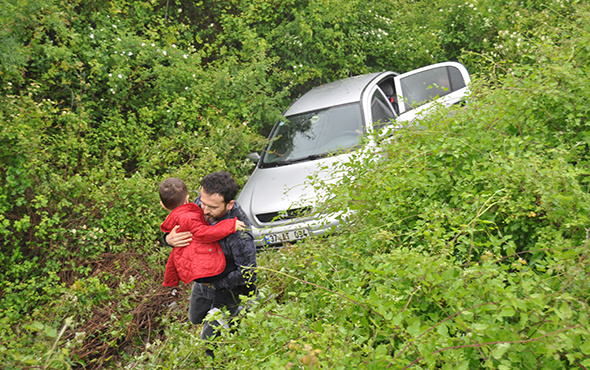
[1,0,588,368]
[1,1,265,366]
[147,3,590,368]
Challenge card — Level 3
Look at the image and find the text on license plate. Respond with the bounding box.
[264,228,310,244]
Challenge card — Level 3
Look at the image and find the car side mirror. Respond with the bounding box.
[247,152,260,163]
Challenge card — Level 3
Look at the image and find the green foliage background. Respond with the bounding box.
[1,0,588,368]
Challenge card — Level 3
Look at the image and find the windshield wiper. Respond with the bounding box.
[262,154,326,167]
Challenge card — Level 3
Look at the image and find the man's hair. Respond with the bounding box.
[159,177,188,210]
[201,171,239,203]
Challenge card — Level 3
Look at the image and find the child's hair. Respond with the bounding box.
[159,178,188,210]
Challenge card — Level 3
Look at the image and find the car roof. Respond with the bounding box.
[284,72,389,116]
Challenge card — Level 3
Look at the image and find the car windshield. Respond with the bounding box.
[261,103,364,166]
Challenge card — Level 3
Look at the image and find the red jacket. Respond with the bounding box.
[160,203,237,286]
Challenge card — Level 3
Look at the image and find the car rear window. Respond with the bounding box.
[400,66,466,111]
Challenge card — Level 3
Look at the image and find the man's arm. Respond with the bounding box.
[211,203,257,290]
[212,231,257,290]
[162,225,193,247]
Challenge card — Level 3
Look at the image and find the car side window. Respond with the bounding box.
[399,66,467,111]
[370,89,396,130]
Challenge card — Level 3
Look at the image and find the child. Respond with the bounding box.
[159,177,245,287]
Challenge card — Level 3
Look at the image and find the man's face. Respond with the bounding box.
[200,187,234,224]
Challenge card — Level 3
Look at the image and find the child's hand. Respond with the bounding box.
[235,220,246,231]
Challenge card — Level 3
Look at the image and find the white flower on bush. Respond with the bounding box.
[163,50,167,56]
[118,74,123,79]
[90,34,94,39]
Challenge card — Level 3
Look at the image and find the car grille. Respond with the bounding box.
[256,207,313,223]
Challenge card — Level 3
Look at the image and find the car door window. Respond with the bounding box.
[370,89,396,130]
[396,63,469,112]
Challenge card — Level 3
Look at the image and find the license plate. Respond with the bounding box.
[264,228,310,244]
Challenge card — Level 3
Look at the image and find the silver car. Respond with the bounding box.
[237,62,471,247]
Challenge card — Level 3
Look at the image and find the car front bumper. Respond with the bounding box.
[251,210,351,248]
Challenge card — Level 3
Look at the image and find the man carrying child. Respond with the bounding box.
[159,177,245,287]
[162,171,257,360]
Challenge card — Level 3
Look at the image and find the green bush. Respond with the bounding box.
[1,0,588,368]
[144,2,589,368]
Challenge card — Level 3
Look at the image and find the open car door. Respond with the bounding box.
[394,61,471,122]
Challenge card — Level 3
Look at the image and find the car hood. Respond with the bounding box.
[237,153,353,228]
